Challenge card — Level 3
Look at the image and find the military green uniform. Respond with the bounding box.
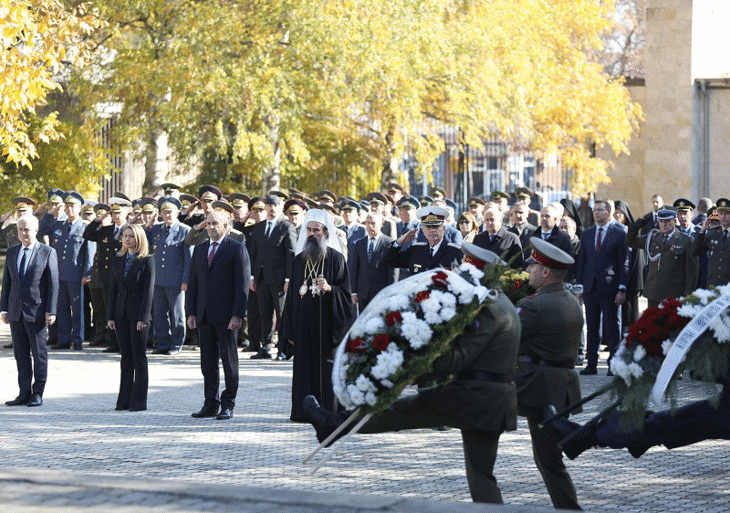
[359,291,521,504]
[694,226,730,287]
[516,281,583,510]
[184,225,245,246]
[627,227,698,306]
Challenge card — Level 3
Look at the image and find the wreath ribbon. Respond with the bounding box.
[652,293,730,406]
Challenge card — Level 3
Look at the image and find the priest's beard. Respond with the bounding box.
[303,234,327,264]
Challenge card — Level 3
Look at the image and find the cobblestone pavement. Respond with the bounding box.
[1,323,729,512]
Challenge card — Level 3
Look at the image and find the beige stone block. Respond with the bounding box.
[647,8,677,22]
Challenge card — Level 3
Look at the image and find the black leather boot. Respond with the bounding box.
[302,395,351,446]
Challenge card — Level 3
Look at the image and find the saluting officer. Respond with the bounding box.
[381,205,462,274]
[694,198,730,287]
[147,197,192,354]
[628,207,698,308]
[38,191,96,350]
[82,197,132,352]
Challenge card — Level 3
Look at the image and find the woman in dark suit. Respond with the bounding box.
[107,223,155,411]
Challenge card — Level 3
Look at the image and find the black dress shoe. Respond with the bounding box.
[152,349,170,355]
[606,369,614,377]
[115,406,129,411]
[3,343,13,349]
[302,395,351,446]
[103,346,120,353]
[191,404,219,418]
[26,394,43,407]
[250,349,272,359]
[5,395,30,406]
[129,407,147,412]
[73,345,83,351]
[216,408,233,420]
[579,366,597,375]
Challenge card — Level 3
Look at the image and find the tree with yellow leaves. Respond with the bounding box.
[66,0,639,197]
[0,0,103,168]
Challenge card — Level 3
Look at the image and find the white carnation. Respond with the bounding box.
[365,316,385,335]
[633,345,646,362]
[356,375,377,393]
[441,308,457,322]
[400,315,433,350]
[347,384,365,405]
[628,362,644,379]
[387,294,411,312]
[380,379,394,388]
[440,292,457,308]
[424,310,441,324]
[710,313,730,343]
[692,288,717,305]
[364,392,377,406]
[370,344,404,379]
[662,340,674,355]
[610,357,631,385]
[458,262,484,283]
[677,304,702,319]
[420,296,441,314]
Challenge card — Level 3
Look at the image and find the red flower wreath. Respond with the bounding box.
[625,297,689,357]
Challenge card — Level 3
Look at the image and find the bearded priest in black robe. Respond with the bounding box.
[284,209,353,422]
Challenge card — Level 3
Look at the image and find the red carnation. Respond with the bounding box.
[513,279,522,290]
[415,290,431,303]
[432,270,449,287]
[345,337,366,354]
[385,311,402,326]
[373,334,390,352]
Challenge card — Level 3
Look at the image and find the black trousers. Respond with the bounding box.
[11,318,48,397]
[583,288,620,366]
[246,290,261,351]
[115,318,149,410]
[359,393,504,504]
[257,283,285,347]
[597,392,730,451]
[198,322,239,410]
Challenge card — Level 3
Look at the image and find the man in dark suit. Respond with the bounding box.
[348,212,395,310]
[1,215,59,407]
[248,195,297,359]
[187,211,250,420]
[576,199,629,375]
[381,206,462,275]
[531,204,573,257]
[508,203,537,249]
[474,207,523,268]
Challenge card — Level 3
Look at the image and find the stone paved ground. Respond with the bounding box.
[1,323,729,512]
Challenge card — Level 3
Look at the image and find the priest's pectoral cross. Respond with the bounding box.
[309,280,320,296]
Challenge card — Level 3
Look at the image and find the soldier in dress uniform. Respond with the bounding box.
[694,198,730,288]
[284,198,307,236]
[515,187,541,227]
[627,207,698,308]
[418,195,433,207]
[467,196,487,229]
[184,200,245,245]
[340,199,365,244]
[147,197,192,354]
[38,191,96,350]
[139,198,160,229]
[366,192,397,239]
[85,202,109,347]
[381,205,462,274]
[395,195,420,238]
[83,197,132,352]
[182,185,222,228]
[2,197,37,249]
[38,189,66,245]
[674,198,707,289]
[229,193,250,231]
[516,237,583,510]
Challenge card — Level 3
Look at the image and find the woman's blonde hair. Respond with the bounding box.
[117,223,150,258]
